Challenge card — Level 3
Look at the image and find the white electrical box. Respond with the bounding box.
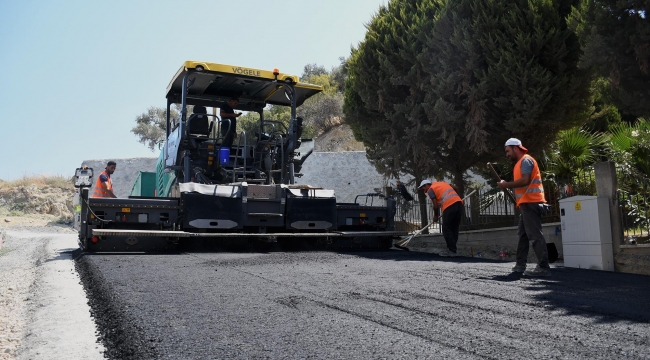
[558,196,614,271]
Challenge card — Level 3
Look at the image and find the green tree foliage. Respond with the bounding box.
[236,111,263,142]
[344,0,443,226]
[298,69,343,134]
[541,127,607,179]
[298,62,348,136]
[570,0,650,121]
[302,64,328,80]
[424,0,590,155]
[329,57,349,93]
[582,78,623,133]
[608,118,650,177]
[345,0,590,194]
[540,118,650,182]
[345,0,443,188]
[131,105,182,151]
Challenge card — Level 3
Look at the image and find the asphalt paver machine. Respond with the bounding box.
[78,61,404,251]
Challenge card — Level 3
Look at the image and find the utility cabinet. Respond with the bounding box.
[558,196,614,271]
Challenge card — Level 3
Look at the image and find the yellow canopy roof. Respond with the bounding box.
[166,61,324,111]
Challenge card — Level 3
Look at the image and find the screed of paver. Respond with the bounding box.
[8,231,106,360]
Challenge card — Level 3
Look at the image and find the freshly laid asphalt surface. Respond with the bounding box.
[76,247,650,359]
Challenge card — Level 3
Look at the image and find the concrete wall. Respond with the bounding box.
[406,222,564,263]
[295,151,400,203]
[616,245,650,275]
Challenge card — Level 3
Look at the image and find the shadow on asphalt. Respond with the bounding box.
[480,266,650,323]
[42,248,78,263]
[345,248,509,264]
[352,249,650,324]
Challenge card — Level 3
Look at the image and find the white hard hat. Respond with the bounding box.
[504,138,528,153]
[418,179,432,189]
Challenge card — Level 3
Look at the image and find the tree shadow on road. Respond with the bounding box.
[480,266,650,323]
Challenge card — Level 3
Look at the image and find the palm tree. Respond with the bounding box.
[607,119,650,178]
[541,127,607,180]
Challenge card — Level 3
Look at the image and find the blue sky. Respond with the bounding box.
[0,0,386,181]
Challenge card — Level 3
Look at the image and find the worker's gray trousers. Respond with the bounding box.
[442,202,464,253]
[516,202,550,269]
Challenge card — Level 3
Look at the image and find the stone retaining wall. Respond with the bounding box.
[295,151,399,203]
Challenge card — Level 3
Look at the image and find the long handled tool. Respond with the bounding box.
[487,162,558,263]
[487,162,516,204]
[394,189,477,250]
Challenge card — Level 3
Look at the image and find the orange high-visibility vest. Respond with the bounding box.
[92,171,113,198]
[429,182,462,212]
[513,154,545,206]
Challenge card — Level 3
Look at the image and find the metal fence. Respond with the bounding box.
[394,171,597,234]
[617,169,650,244]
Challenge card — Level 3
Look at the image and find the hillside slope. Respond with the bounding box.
[314,124,365,152]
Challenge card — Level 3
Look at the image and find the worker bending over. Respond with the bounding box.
[419,179,464,257]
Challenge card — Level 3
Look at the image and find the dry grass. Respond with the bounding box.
[0,175,74,190]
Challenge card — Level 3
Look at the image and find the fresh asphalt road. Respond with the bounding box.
[76,248,650,359]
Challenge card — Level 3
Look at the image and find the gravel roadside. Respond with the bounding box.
[0,223,105,360]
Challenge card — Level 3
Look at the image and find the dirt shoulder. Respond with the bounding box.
[0,223,104,360]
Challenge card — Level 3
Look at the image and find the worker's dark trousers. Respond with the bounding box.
[441,202,464,253]
[221,121,235,148]
[516,202,550,269]
[221,130,234,148]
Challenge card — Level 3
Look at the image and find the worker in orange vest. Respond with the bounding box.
[498,138,550,277]
[418,179,464,257]
[92,161,117,198]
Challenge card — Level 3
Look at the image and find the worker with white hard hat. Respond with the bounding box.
[498,138,550,277]
[418,178,464,257]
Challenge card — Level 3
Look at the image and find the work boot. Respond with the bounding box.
[511,264,526,273]
[438,249,457,257]
[524,265,551,277]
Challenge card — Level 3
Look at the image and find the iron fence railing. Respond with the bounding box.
[391,165,650,245]
[617,168,650,244]
[394,170,597,234]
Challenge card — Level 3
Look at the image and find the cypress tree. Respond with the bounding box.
[345,0,591,195]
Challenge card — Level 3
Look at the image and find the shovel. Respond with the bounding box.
[394,189,477,250]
